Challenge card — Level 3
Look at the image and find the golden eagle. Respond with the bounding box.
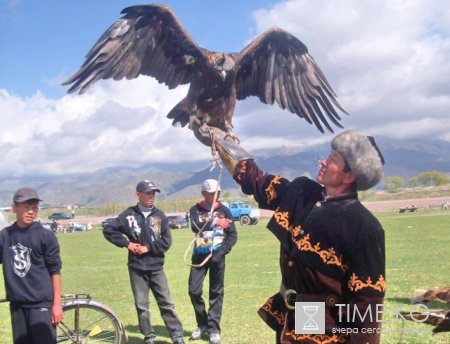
[63,4,347,142]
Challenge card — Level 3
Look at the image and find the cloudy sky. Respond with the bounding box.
[1,0,449,178]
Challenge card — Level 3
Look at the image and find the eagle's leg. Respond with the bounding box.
[224,121,240,143]
[187,114,202,129]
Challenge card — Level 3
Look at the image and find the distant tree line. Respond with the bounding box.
[385,170,450,191]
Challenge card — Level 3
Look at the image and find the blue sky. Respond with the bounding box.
[0,0,276,98]
[0,0,450,178]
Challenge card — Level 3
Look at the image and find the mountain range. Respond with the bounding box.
[0,137,449,207]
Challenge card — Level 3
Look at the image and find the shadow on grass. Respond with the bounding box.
[385,297,414,304]
[124,324,193,343]
[386,297,449,309]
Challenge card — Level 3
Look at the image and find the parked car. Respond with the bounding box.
[226,201,260,225]
[48,212,72,220]
[69,222,87,232]
[167,215,188,229]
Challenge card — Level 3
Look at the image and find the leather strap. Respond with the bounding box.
[284,289,342,310]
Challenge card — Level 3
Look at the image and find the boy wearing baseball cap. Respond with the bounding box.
[0,187,63,343]
[188,179,237,344]
[103,180,185,344]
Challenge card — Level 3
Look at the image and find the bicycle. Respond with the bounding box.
[1,293,127,343]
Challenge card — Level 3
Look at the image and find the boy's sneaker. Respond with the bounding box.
[173,338,185,344]
[209,333,221,344]
[190,327,205,340]
[143,336,156,344]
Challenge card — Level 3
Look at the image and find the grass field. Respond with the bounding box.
[1,210,449,343]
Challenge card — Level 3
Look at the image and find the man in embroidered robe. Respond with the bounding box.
[204,129,386,344]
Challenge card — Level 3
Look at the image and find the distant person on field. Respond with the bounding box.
[188,179,237,344]
[185,211,190,227]
[51,219,58,233]
[0,187,63,343]
[102,180,185,344]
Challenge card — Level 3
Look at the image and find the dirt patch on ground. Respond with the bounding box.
[67,196,450,225]
[257,196,450,217]
[362,196,449,212]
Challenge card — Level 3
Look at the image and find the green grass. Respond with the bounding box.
[1,211,450,343]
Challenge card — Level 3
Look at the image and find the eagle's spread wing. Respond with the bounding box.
[235,28,347,133]
[63,4,206,93]
[411,287,450,304]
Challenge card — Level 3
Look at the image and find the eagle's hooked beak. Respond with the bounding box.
[220,70,227,81]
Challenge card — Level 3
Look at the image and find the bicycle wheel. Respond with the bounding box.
[57,299,124,343]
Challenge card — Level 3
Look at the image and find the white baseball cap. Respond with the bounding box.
[201,179,221,193]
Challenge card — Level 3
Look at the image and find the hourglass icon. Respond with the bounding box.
[302,305,319,331]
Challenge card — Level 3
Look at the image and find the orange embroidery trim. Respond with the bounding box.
[273,210,290,230]
[265,175,282,203]
[273,210,347,272]
[260,298,285,325]
[285,331,346,343]
[348,273,386,293]
[297,234,348,271]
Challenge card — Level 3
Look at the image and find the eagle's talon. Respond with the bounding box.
[224,131,240,144]
[192,123,228,147]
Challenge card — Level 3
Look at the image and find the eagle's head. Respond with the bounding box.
[210,53,234,80]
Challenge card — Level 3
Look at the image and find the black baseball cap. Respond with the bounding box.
[136,180,160,193]
[13,187,42,203]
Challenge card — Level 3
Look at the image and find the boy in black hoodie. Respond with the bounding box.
[188,179,237,344]
[103,180,185,344]
[0,187,63,343]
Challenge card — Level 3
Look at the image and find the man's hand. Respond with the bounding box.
[128,242,140,253]
[128,242,149,255]
[52,303,64,325]
[215,218,232,230]
[135,245,149,255]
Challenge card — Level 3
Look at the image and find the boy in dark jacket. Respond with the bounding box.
[102,180,184,344]
[188,179,237,344]
[0,187,63,344]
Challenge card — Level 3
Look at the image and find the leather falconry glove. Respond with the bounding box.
[214,137,254,175]
[193,123,253,175]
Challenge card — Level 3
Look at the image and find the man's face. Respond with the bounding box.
[136,191,156,208]
[12,200,39,228]
[316,149,354,189]
[202,191,219,204]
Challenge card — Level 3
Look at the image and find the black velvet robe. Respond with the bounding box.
[234,160,386,344]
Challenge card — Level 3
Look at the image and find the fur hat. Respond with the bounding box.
[331,130,385,191]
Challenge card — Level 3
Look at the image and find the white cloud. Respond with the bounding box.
[1,0,450,177]
[0,79,209,176]
[250,0,450,141]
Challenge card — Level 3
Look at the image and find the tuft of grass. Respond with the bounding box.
[1,211,449,343]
